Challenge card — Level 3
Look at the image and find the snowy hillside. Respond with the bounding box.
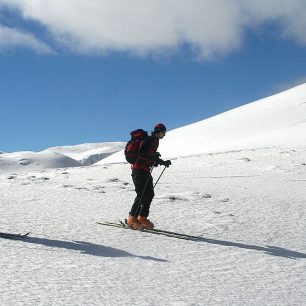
[0,142,125,174]
[0,151,81,173]
[1,84,305,305]
[160,84,306,156]
[44,142,125,165]
[101,84,306,163]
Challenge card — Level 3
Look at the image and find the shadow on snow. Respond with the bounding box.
[20,236,167,262]
[197,237,306,259]
[4,234,305,260]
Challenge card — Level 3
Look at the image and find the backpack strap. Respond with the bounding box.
[138,135,153,154]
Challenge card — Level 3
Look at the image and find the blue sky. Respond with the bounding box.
[1,1,306,152]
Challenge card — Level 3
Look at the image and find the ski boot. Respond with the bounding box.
[137,216,154,229]
[127,215,144,230]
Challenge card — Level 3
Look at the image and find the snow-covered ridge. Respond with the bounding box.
[100,83,306,164]
[0,142,125,173]
[44,142,125,166]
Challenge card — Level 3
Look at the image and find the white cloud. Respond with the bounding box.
[1,0,306,59]
[0,25,54,53]
[238,0,306,44]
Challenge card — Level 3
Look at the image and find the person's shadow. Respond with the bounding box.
[7,235,306,260]
[20,236,167,262]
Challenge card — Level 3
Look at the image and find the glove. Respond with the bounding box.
[151,152,161,161]
[161,160,171,167]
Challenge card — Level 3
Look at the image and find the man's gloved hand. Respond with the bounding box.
[160,160,171,167]
[152,152,161,161]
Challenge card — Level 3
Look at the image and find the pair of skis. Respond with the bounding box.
[96,221,199,241]
[1,222,200,241]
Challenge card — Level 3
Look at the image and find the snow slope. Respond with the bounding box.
[0,142,125,174]
[101,84,306,164]
[1,147,305,305]
[44,142,125,165]
[0,84,306,305]
[0,151,82,173]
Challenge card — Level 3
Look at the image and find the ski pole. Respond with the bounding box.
[153,166,167,188]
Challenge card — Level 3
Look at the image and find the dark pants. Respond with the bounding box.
[129,169,154,218]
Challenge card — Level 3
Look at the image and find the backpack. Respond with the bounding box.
[124,129,148,164]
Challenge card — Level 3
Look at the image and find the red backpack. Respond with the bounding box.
[124,129,148,164]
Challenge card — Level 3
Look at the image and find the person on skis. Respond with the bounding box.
[127,123,171,230]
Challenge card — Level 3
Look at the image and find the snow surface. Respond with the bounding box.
[1,84,306,305]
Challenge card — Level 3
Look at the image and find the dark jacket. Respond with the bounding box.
[132,135,160,172]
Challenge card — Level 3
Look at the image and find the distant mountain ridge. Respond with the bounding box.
[0,142,125,174]
[44,142,125,165]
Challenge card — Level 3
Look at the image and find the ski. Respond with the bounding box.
[96,221,199,241]
[0,232,29,240]
[121,220,200,239]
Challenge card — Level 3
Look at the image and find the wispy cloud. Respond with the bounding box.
[0,25,54,53]
[0,0,306,59]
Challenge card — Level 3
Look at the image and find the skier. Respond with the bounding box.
[127,123,171,229]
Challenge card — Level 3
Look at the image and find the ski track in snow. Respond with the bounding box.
[1,147,306,305]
